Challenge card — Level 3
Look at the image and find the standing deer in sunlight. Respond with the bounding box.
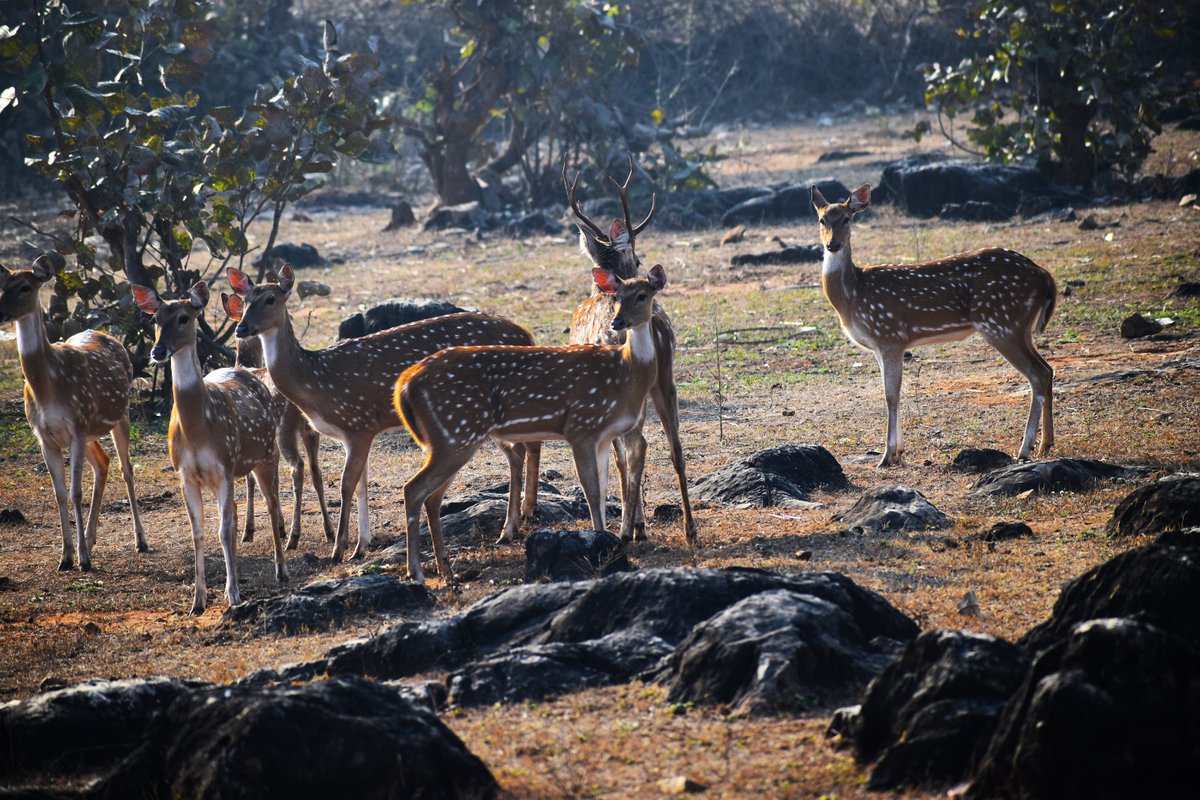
[224,265,540,569]
[226,330,334,550]
[564,157,697,543]
[397,265,671,584]
[811,184,1057,466]
[0,254,147,571]
[134,282,288,614]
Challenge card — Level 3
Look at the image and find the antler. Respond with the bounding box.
[562,158,607,242]
[607,152,657,236]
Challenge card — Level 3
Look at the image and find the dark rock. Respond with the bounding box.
[1174,167,1200,196]
[337,297,467,340]
[877,152,1082,218]
[950,448,1014,473]
[259,242,323,269]
[729,244,823,267]
[383,199,416,230]
[423,201,490,232]
[502,210,564,237]
[967,618,1200,800]
[217,573,435,634]
[845,631,1029,790]
[938,201,1012,222]
[1170,281,1200,298]
[1119,312,1163,338]
[817,149,871,162]
[693,445,849,509]
[653,503,683,523]
[1021,529,1200,655]
[269,568,917,709]
[720,179,851,226]
[973,521,1033,543]
[0,508,27,525]
[654,589,905,715]
[1105,475,1200,538]
[833,485,951,533]
[523,529,632,583]
[971,458,1139,497]
[0,677,200,779]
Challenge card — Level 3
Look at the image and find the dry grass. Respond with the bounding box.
[1,114,1198,797]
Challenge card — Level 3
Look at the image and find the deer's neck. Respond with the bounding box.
[169,343,210,442]
[257,316,308,389]
[821,244,860,316]
[621,321,658,394]
[14,309,56,399]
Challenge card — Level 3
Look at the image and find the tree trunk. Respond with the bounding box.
[1054,102,1097,188]
[423,139,481,207]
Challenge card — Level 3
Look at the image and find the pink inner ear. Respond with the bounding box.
[593,268,620,295]
[610,220,625,241]
[227,268,251,297]
[223,293,244,321]
[131,285,159,314]
[279,263,295,293]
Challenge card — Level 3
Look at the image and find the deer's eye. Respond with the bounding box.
[264,296,275,306]
[636,292,647,303]
[19,285,31,293]
[177,316,189,327]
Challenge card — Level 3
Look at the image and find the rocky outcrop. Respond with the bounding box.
[833,485,951,533]
[971,458,1141,497]
[218,573,435,634]
[1105,475,1200,538]
[693,445,848,509]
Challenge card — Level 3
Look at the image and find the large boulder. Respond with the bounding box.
[0,678,498,799]
[217,574,435,634]
[1104,475,1200,538]
[523,529,632,583]
[833,485,951,533]
[693,445,849,509]
[720,179,851,226]
[971,458,1140,497]
[835,631,1029,791]
[263,568,917,710]
[949,448,1015,474]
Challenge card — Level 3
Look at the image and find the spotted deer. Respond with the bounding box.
[134,282,288,614]
[564,157,697,543]
[225,265,540,565]
[0,254,147,571]
[226,330,334,550]
[397,265,670,583]
[811,184,1057,466]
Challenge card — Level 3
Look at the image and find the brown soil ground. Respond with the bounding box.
[1,112,1198,798]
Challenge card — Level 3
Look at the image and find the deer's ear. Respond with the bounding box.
[131,285,161,315]
[646,264,667,291]
[848,184,871,214]
[221,292,244,322]
[593,268,620,295]
[810,185,829,212]
[189,281,210,309]
[226,267,253,297]
[0,263,10,277]
[31,253,63,283]
[278,263,295,297]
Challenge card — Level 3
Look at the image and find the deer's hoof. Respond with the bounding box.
[136,541,149,553]
[241,531,254,544]
[58,558,74,571]
[189,601,205,616]
[285,536,300,551]
[276,569,290,584]
[79,560,91,573]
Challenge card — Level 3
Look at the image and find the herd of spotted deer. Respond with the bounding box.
[0,160,1057,615]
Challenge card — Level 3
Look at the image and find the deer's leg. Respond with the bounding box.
[424,479,457,581]
[40,441,73,571]
[496,441,524,543]
[874,347,905,467]
[521,442,541,523]
[242,473,256,543]
[111,417,147,552]
[253,460,290,584]
[301,428,334,543]
[572,438,610,532]
[331,440,370,561]
[619,427,648,542]
[68,436,90,572]
[278,413,303,549]
[82,440,109,552]
[181,476,207,615]
[217,474,240,607]
[649,382,698,544]
[611,437,631,531]
[404,446,477,584]
[986,332,1055,460]
[350,456,372,560]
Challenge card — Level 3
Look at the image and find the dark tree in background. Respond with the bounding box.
[0,1,387,371]
[918,0,1199,189]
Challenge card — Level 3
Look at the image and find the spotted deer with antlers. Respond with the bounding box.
[0,254,147,571]
[397,264,671,583]
[564,156,697,543]
[134,282,288,614]
[226,331,334,550]
[811,184,1057,466]
[225,265,540,567]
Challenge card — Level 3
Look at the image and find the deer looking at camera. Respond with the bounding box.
[0,254,147,571]
[564,157,697,544]
[133,282,288,614]
[225,265,540,567]
[397,265,670,584]
[227,332,334,550]
[811,184,1057,466]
